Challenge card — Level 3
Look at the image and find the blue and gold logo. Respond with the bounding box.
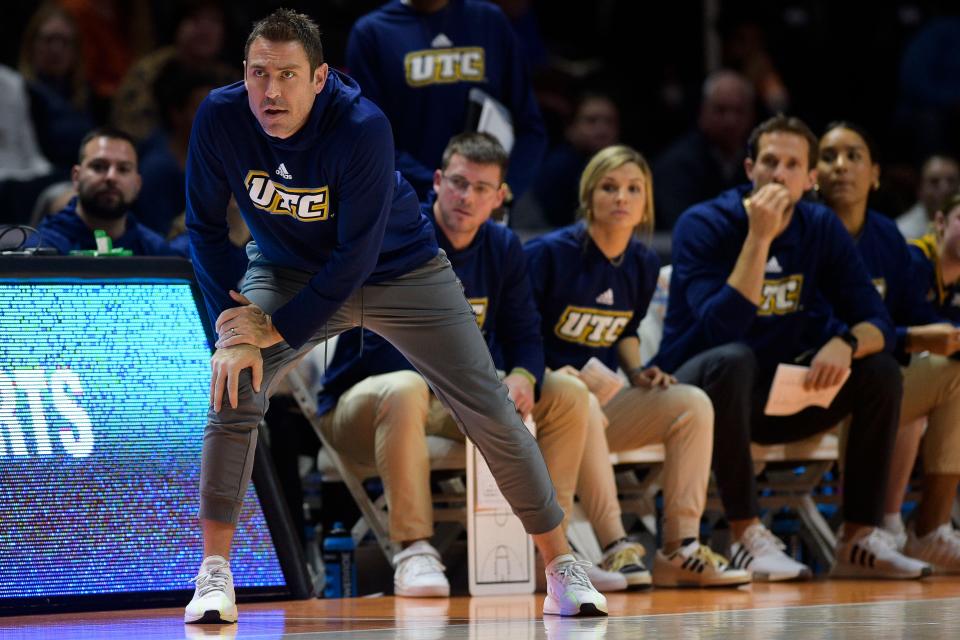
[554,306,633,347]
[244,170,330,221]
[758,275,803,316]
[404,47,485,87]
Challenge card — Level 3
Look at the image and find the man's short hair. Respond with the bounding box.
[77,127,137,164]
[440,133,509,182]
[245,8,324,71]
[747,114,818,170]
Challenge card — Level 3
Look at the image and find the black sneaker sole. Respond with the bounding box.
[185,610,237,624]
[575,603,608,617]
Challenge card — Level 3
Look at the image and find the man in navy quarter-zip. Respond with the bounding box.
[345,0,546,200]
[656,115,929,583]
[182,10,605,625]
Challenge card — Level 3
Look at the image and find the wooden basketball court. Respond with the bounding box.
[4,578,960,639]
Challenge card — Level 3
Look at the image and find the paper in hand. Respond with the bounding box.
[763,363,850,416]
[579,357,624,407]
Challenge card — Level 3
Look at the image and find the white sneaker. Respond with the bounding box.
[543,554,608,617]
[184,555,237,624]
[729,523,812,582]
[904,524,960,575]
[832,527,932,579]
[393,541,450,597]
[599,540,651,590]
[653,540,751,587]
[575,552,628,592]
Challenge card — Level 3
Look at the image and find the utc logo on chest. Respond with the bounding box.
[244,170,330,222]
[404,47,485,87]
[758,275,804,316]
[554,306,633,347]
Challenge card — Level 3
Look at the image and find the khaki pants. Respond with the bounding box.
[321,370,590,543]
[901,353,960,475]
[575,383,714,547]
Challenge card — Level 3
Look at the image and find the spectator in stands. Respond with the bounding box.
[653,70,754,231]
[0,64,54,224]
[897,155,960,240]
[317,133,626,596]
[912,193,960,325]
[29,127,186,257]
[655,115,930,581]
[135,60,219,237]
[345,0,547,201]
[818,122,960,575]
[520,92,620,229]
[18,2,95,173]
[60,0,154,115]
[112,0,236,143]
[524,145,750,588]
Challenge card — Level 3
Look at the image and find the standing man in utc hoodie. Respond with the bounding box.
[345,0,547,201]
[183,9,605,625]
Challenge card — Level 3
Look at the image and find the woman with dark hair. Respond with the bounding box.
[818,122,960,575]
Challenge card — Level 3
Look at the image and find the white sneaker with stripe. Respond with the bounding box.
[729,523,812,582]
[903,524,960,575]
[832,527,932,579]
[652,540,751,587]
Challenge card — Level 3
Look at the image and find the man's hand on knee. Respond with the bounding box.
[215,290,284,349]
[210,344,264,411]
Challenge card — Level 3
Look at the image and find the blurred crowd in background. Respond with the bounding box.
[0,0,958,245]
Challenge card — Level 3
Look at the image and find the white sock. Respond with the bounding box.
[882,513,904,533]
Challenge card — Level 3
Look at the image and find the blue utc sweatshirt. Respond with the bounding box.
[316,198,545,416]
[185,70,438,349]
[345,0,546,199]
[655,186,894,376]
[524,222,659,372]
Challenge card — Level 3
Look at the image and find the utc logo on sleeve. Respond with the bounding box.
[404,47,485,87]
[554,306,633,347]
[758,275,804,316]
[244,170,330,221]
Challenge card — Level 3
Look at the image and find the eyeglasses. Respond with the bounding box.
[441,173,500,198]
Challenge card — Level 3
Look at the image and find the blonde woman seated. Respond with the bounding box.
[524,145,750,588]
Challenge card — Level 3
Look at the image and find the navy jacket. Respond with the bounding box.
[185,70,438,349]
[346,0,546,199]
[524,223,659,372]
[655,186,894,376]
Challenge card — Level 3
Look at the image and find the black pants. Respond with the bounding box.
[674,343,902,526]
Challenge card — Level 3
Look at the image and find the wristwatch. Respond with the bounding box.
[838,330,858,356]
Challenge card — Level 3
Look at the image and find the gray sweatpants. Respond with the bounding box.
[199,249,564,535]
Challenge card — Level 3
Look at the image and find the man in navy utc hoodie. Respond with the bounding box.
[182,9,605,625]
[655,115,929,584]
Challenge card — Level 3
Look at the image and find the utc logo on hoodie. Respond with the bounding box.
[404,47,485,87]
[243,170,330,222]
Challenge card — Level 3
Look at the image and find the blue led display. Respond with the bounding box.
[0,279,286,598]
